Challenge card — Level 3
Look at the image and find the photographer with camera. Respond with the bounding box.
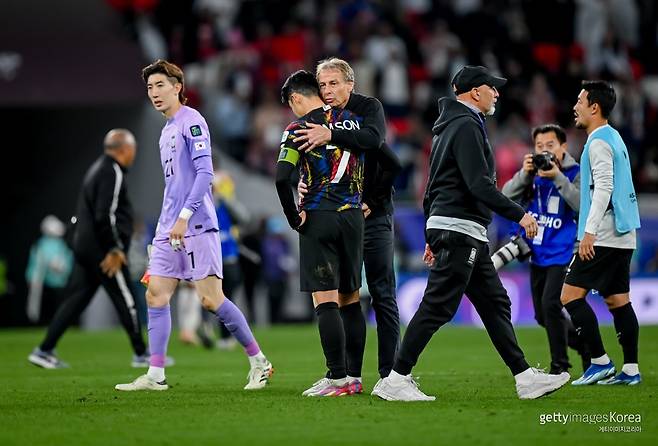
[502,124,589,375]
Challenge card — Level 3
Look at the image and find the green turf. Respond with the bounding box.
[0,324,655,445]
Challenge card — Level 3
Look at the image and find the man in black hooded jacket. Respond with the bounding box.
[373,66,571,402]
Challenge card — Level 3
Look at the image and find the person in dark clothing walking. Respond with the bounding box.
[294,58,401,393]
[373,66,570,401]
[28,129,149,369]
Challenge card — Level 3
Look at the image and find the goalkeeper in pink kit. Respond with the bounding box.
[116,60,272,391]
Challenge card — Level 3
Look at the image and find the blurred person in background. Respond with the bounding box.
[25,215,73,325]
[28,129,149,369]
[237,218,265,323]
[127,219,150,326]
[262,217,296,324]
[501,124,590,374]
[213,170,249,348]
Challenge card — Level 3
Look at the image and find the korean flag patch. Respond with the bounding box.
[190,125,202,137]
[194,141,206,151]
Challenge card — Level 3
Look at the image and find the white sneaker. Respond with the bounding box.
[244,360,273,390]
[371,378,383,395]
[302,377,350,397]
[371,375,436,401]
[115,374,168,391]
[516,368,570,399]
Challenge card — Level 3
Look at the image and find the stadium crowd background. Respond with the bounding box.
[1,0,657,328]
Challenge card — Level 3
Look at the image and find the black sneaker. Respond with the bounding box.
[28,348,69,369]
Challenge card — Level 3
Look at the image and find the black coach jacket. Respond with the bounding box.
[423,98,525,227]
[70,154,133,263]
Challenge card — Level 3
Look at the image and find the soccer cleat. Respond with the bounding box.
[347,376,363,395]
[371,375,436,401]
[516,368,570,399]
[597,372,641,386]
[131,354,175,368]
[302,377,351,397]
[302,378,331,396]
[244,360,273,390]
[115,374,168,391]
[28,348,69,369]
[571,362,615,385]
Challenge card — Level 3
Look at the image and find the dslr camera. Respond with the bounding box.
[532,151,557,171]
[491,235,532,270]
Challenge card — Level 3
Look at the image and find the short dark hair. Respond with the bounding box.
[581,80,616,119]
[532,124,567,145]
[280,70,320,104]
[142,59,187,105]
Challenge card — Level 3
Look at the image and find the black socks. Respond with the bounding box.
[564,299,606,359]
[340,302,366,377]
[315,302,346,379]
[611,302,639,364]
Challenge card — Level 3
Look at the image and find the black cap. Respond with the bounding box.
[451,65,507,95]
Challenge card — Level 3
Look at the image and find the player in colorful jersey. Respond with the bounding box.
[275,70,365,397]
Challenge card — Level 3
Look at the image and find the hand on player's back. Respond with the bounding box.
[293,122,331,152]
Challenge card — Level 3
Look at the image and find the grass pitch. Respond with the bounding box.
[0,324,656,445]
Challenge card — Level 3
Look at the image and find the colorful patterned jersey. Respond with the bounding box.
[278,105,365,212]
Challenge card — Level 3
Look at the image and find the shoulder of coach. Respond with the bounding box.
[346,92,383,116]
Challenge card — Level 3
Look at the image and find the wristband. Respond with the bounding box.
[178,208,193,220]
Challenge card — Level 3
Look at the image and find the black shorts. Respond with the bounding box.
[564,246,633,296]
[299,208,364,294]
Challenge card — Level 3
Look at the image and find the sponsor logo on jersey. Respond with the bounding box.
[328,120,361,131]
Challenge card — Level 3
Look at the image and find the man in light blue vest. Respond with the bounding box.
[561,80,642,386]
[502,124,589,375]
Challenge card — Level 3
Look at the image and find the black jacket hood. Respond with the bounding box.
[432,97,480,136]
